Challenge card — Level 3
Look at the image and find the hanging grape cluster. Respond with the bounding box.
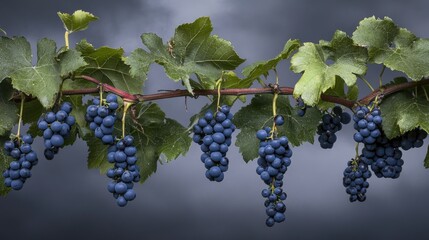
[85,94,119,145]
[106,135,140,207]
[317,106,351,149]
[192,105,236,182]
[3,134,38,190]
[255,115,291,227]
[37,102,76,160]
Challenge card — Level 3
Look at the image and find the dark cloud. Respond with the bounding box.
[1,1,429,240]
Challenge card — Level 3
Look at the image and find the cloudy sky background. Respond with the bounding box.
[1,0,429,239]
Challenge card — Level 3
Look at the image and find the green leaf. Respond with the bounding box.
[129,103,191,182]
[234,95,320,162]
[126,17,244,94]
[58,49,87,76]
[424,145,429,169]
[242,39,301,84]
[0,37,30,83]
[291,31,368,106]
[0,37,62,108]
[352,16,429,80]
[0,81,18,136]
[0,136,12,196]
[86,135,113,174]
[57,10,98,33]
[76,40,144,94]
[380,91,429,139]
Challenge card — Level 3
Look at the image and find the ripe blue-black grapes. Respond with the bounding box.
[106,135,140,207]
[256,127,292,227]
[192,105,236,182]
[296,98,306,117]
[343,157,371,202]
[393,128,427,150]
[37,102,76,160]
[3,134,38,190]
[85,94,119,145]
[317,106,351,149]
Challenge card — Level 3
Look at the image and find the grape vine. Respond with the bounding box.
[2,10,429,227]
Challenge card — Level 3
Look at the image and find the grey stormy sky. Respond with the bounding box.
[1,1,429,240]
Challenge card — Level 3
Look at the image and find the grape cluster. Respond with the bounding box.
[106,135,140,207]
[343,157,371,202]
[296,98,307,117]
[352,105,382,145]
[37,102,76,160]
[394,128,427,150]
[85,94,119,145]
[192,105,236,182]
[317,106,351,149]
[256,127,292,227]
[3,134,38,190]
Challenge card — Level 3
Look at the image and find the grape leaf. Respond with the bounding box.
[0,37,31,84]
[0,80,18,136]
[11,38,62,108]
[128,103,192,182]
[86,135,113,174]
[125,17,244,94]
[242,39,301,85]
[380,91,429,139]
[75,40,144,94]
[58,49,87,76]
[290,30,368,106]
[57,10,98,33]
[0,136,12,196]
[352,16,429,80]
[424,145,429,169]
[234,95,320,162]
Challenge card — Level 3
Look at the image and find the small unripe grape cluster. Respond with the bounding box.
[37,102,76,160]
[343,158,371,202]
[106,135,140,207]
[317,106,351,149]
[256,126,292,227]
[85,94,119,145]
[3,134,38,190]
[192,105,236,182]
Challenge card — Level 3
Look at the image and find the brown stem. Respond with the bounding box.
[16,75,429,110]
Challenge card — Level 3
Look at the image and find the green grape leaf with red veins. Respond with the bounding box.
[125,17,245,95]
[0,37,62,108]
[58,49,87,77]
[57,10,98,33]
[234,95,321,162]
[380,91,429,139]
[75,40,144,94]
[0,81,18,136]
[242,39,301,85]
[290,30,368,106]
[352,16,429,81]
[0,136,12,196]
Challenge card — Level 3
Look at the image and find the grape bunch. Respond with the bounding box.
[343,157,371,202]
[256,127,292,227]
[296,98,307,117]
[3,134,38,190]
[85,94,119,145]
[352,105,382,145]
[192,105,236,182]
[317,106,351,149]
[37,102,76,160]
[394,128,427,150]
[106,135,140,207]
